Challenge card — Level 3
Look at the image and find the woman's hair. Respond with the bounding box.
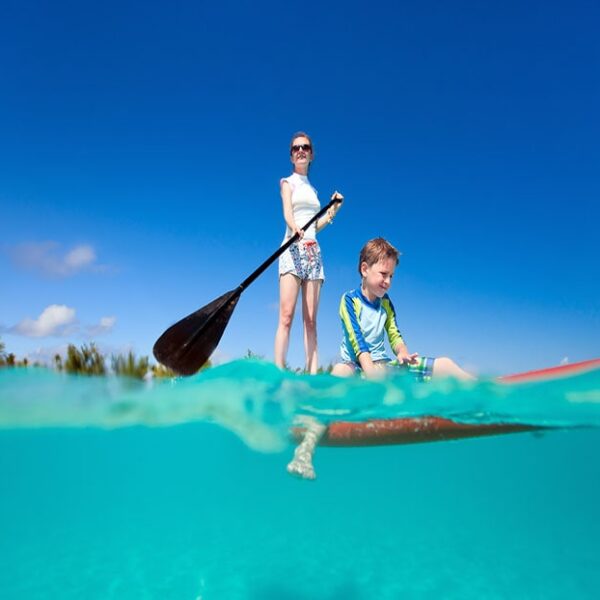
[358,238,401,275]
[289,131,314,155]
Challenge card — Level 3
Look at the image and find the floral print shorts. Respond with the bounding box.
[278,239,325,281]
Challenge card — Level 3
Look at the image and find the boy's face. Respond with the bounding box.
[361,257,396,299]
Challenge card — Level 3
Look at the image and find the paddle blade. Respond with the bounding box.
[153,289,241,376]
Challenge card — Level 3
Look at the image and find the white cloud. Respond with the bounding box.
[86,316,117,336]
[9,242,103,277]
[11,305,77,338]
[64,245,96,270]
[8,306,116,339]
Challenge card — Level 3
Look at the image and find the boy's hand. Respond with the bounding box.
[397,349,419,365]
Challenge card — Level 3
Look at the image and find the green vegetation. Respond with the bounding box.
[0,336,180,378]
[62,343,107,375]
[0,336,326,376]
[0,337,29,367]
[151,363,178,378]
[111,351,149,379]
[58,343,177,379]
[58,344,153,378]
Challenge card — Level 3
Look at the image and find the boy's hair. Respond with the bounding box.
[358,238,401,275]
[289,131,314,155]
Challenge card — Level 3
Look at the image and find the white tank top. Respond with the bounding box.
[281,172,320,241]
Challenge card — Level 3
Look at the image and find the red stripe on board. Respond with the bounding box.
[500,358,600,383]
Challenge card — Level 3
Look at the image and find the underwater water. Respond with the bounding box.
[1,360,600,599]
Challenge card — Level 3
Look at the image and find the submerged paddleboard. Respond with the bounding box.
[292,359,600,448]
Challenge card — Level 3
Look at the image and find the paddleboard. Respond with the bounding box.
[292,359,600,447]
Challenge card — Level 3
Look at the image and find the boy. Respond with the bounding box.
[332,237,473,380]
[287,237,473,480]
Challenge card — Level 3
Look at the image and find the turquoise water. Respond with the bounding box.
[1,361,600,598]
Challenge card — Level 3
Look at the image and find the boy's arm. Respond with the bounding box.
[382,296,419,365]
[358,352,387,379]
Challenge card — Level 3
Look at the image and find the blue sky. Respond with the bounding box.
[1,0,598,375]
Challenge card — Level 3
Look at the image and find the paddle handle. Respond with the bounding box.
[237,197,342,293]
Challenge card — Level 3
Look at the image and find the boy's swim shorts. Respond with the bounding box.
[343,356,435,382]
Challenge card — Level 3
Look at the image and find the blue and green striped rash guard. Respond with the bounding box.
[339,288,405,364]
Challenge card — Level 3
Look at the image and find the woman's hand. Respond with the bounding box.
[325,191,344,224]
[330,191,344,214]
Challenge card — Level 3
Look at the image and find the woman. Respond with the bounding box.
[274,132,343,374]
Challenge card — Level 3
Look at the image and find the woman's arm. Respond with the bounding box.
[280,180,303,238]
[316,190,344,232]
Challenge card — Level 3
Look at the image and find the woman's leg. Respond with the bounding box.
[301,279,322,374]
[286,279,323,478]
[274,274,301,369]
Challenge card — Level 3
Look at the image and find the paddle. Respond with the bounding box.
[153,196,343,375]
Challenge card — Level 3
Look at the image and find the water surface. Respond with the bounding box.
[1,361,599,598]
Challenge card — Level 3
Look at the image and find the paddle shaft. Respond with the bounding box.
[179,198,339,343]
[234,197,340,295]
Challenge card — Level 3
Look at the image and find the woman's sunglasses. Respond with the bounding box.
[291,143,312,154]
